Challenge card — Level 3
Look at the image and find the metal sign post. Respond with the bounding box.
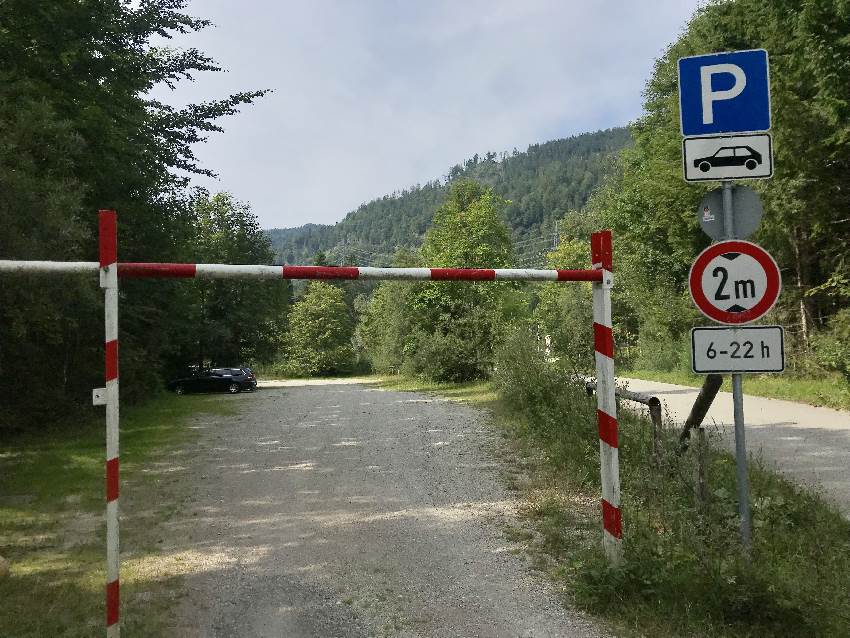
[679,49,780,554]
[722,182,753,552]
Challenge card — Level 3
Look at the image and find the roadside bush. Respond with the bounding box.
[631,332,691,372]
[813,309,850,382]
[406,306,501,383]
[357,280,419,375]
[492,325,597,473]
[532,284,595,370]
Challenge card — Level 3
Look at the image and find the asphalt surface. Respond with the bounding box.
[621,377,850,516]
[164,379,608,638]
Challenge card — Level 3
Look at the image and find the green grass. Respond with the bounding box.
[0,393,234,637]
[372,374,497,407]
[380,360,850,637]
[624,368,850,411]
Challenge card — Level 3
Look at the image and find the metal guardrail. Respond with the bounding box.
[585,380,663,465]
[587,375,725,507]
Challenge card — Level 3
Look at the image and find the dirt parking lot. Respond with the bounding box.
[160,379,608,638]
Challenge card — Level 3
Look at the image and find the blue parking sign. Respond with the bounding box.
[678,49,771,136]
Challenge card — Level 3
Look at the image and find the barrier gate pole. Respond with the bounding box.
[99,210,121,636]
[591,230,622,564]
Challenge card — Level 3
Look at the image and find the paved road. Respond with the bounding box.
[164,379,608,638]
[621,377,850,516]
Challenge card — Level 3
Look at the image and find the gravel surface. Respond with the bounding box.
[163,379,609,638]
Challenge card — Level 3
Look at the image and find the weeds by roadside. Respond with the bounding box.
[0,393,234,637]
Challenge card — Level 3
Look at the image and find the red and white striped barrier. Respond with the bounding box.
[0,214,624,634]
[0,260,603,282]
[98,211,121,636]
[591,230,622,564]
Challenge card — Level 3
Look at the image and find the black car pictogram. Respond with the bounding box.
[694,146,762,172]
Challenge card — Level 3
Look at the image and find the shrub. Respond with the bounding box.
[813,309,850,382]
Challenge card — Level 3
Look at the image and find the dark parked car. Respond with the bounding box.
[168,367,257,395]
[694,146,762,172]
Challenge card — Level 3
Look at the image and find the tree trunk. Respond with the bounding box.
[792,226,816,348]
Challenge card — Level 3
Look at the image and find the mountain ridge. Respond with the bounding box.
[266,127,631,266]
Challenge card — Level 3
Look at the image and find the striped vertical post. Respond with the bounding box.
[591,230,622,564]
[99,210,120,636]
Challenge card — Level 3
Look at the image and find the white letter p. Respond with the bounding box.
[700,63,746,125]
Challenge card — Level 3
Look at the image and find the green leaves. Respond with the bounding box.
[287,283,355,376]
[358,180,520,382]
[0,1,271,426]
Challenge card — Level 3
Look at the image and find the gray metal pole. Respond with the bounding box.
[722,180,753,553]
[732,373,752,550]
[722,181,735,239]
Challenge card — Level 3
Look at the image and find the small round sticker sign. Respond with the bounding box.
[689,240,781,325]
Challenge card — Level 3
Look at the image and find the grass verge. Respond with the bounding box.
[376,344,850,636]
[624,368,850,411]
[372,374,498,407]
[0,393,234,637]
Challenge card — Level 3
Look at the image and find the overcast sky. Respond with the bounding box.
[153,1,702,229]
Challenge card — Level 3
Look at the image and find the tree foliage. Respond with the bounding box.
[581,0,850,371]
[359,180,521,382]
[0,0,269,428]
[287,283,355,376]
[172,191,289,372]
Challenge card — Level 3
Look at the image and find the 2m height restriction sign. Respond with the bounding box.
[689,240,781,325]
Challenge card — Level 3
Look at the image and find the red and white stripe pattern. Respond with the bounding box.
[99,210,121,636]
[0,260,604,282]
[591,230,622,564]
[114,263,603,282]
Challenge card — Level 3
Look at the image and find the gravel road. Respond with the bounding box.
[622,377,850,517]
[163,379,608,638]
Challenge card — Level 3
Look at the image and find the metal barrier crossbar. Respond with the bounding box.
[0,260,603,282]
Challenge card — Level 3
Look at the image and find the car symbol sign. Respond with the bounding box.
[682,134,773,182]
[689,240,781,324]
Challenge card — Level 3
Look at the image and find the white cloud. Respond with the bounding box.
[152,0,701,228]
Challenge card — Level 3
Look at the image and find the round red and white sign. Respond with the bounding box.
[689,240,781,325]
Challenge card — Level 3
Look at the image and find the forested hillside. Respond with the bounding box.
[267,127,630,267]
[338,0,850,389]
[5,0,848,429]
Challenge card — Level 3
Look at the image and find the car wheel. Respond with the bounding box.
[699,161,711,173]
[175,385,185,396]
[228,383,240,394]
[745,159,758,170]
